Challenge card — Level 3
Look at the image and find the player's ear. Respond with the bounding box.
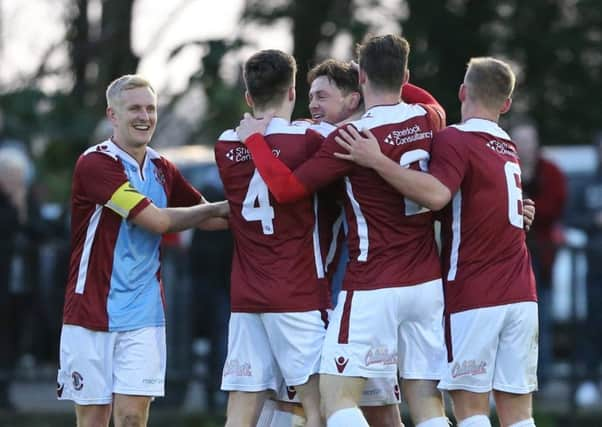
[358,68,367,85]
[403,68,410,85]
[458,84,467,103]
[244,91,254,108]
[106,106,116,124]
[349,92,361,110]
[288,86,296,102]
[500,97,512,115]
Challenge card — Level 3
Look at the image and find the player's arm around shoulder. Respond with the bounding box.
[334,125,451,211]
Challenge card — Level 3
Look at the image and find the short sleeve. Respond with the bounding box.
[428,129,469,195]
[74,153,150,219]
[161,158,202,207]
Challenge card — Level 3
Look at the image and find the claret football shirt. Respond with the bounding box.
[429,118,537,313]
[62,140,201,331]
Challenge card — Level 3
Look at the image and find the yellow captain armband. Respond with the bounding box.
[105,181,146,218]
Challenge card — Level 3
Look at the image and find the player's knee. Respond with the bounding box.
[492,390,533,426]
[78,419,110,427]
[320,380,362,419]
[75,404,112,427]
[226,407,260,427]
[319,385,342,417]
[115,413,146,427]
[450,390,490,420]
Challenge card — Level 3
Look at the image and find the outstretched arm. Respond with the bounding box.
[334,126,451,211]
[197,196,229,230]
[132,200,229,234]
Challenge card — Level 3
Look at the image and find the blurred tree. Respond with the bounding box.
[241,0,357,118]
[502,0,602,145]
[0,0,138,201]
[173,0,370,137]
[1,0,600,203]
[66,0,138,116]
[402,0,602,144]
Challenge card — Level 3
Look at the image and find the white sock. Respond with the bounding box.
[327,407,369,427]
[416,416,451,427]
[508,418,536,427]
[256,399,277,427]
[458,414,492,427]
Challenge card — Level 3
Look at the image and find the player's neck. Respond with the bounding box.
[111,137,147,166]
[363,90,400,110]
[253,107,291,123]
[461,103,500,124]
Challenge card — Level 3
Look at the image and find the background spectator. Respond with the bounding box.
[567,131,602,404]
[0,146,30,411]
[510,120,568,387]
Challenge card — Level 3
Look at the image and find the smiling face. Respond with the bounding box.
[308,76,358,125]
[107,86,157,149]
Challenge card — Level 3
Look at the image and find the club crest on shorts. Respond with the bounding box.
[335,356,349,373]
[286,386,297,400]
[72,371,84,391]
[57,382,65,397]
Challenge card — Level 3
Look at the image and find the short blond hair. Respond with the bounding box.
[106,74,155,109]
[464,57,515,109]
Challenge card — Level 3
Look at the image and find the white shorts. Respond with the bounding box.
[221,311,328,393]
[320,279,446,380]
[438,302,538,394]
[57,325,166,405]
[276,376,401,406]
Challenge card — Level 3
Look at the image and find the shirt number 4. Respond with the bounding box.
[242,169,275,234]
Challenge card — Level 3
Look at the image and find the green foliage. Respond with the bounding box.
[403,0,602,144]
[0,89,97,201]
[2,0,599,199]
